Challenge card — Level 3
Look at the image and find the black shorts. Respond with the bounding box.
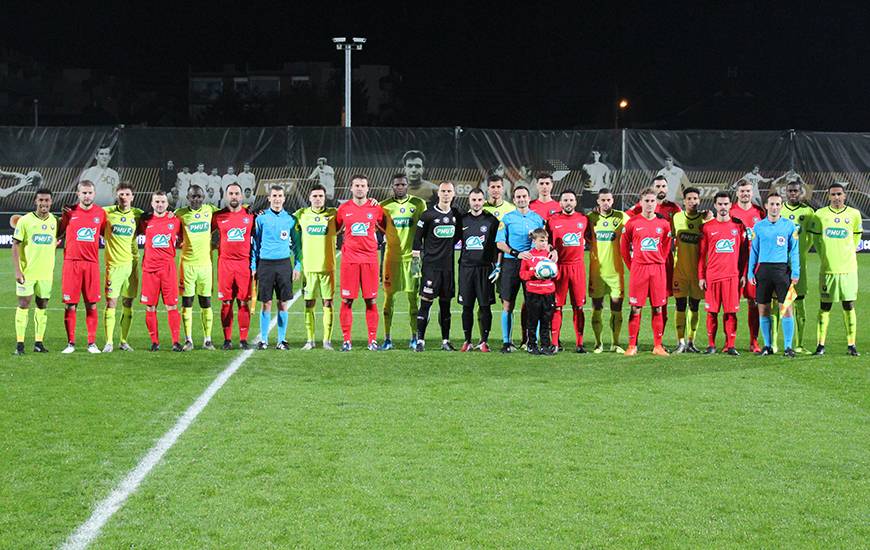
[499,258,525,303]
[458,264,496,307]
[420,265,455,300]
[755,263,790,305]
[257,258,293,302]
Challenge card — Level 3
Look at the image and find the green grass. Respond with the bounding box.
[0,250,867,548]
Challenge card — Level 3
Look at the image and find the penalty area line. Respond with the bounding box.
[61,290,302,550]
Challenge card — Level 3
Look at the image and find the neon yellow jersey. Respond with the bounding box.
[292,207,337,272]
[175,204,218,266]
[671,211,706,280]
[782,202,815,267]
[587,209,625,278]
[381,195,427,263]
[104,205,143,267]
[808,206,862,274]
[13,212,57,279]
[482,200,516,221]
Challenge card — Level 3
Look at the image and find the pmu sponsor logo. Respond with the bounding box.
[595,230,615,241]
[227,227,247,242]
[465,235,484,250]
[112,225,134,237]
[306,225,328,236]
[824,227,848,239]
[715,238,736,253]
[151,233,171,248]
[562,233,581,246]
[188,221,210,233]
[434,225,456,238]
[640,237,659,251]
[392,217,412,228]
[32,234,54,245]
[679,233,700,244]
[76,227,97,242]
[351,222,370,236]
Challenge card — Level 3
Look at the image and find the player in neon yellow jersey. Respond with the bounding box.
[293,184,338,350]
[808,182,862,356]
[670,187,707,353]
[380,174,427,350]
[12,188,57,355]
[777,180,815,352]
[175,185,218,350]
[586,188,626,353]
[102,182,143,352]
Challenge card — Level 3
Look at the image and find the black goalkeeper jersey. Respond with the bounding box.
[413,204,461,270]
[459,210,500,267]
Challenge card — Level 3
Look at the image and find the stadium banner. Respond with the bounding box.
[459,128,622,209]
[623,129,793,206]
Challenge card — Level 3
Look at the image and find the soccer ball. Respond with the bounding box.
[534,259,558,279]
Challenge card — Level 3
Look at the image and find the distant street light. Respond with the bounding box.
[615,97,630,129]
[618,98,630,110]
[332,37,366,128]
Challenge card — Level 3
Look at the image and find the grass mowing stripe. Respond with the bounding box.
[61,290,301,550]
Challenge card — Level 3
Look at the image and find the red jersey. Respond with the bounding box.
[698,218,748,282]
[629,200,681,221]
[529,199,559,221]
[140,213,181,272]
[729,203,765,231]
[620,213,672,268]
[519,248,557,294]
[336,200,385,263]
[547,211,590,265]
[212,208,254,262]
[60,204,106,262]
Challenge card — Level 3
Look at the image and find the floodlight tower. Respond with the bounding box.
[332,37,366,127]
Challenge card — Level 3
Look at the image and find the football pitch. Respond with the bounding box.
[1,250,867,548]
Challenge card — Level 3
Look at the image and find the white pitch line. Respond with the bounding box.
[61,290,302,550]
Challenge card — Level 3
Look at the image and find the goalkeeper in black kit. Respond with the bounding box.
[412,181,462,351]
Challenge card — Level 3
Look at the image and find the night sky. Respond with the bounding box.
[5,0,869,130]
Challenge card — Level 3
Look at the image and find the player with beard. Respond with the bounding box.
[547,189,591,352]
[670,187,706,353]
[731,180,766,353]
[101,183,142,352]
[412,181,461,351]
[587,188,626,353]
[457,188,501,352]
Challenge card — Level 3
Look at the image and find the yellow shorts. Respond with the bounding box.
[16,279,52,298]
[180,263,213,297]
[672,274,703,299]
[302,271,335,300]
[589,272,624,299]
[105,262,139,300]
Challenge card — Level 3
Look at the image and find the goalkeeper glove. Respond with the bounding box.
[488,264,501,283]
[411,256,422,278]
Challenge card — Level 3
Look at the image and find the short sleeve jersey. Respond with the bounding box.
[175,204,218,266]
[292,206,337,272]
[336,200,384,264]
[621,214,672,267]
[671,211,706,281]
[808,206,862,274]
[547,211,589,265]
[698,218,746,282]
[587,209,626,277]
[13,212,57,279]
[140,213,181,272]
[495,209,545,259]
[212,208,255,263]
[730,203,765,239]
[529,199,560,222]
[413,205,461,270]
[381,196,427,263]
[104,206,143,267]
[61,204,106,262]
[782,202,816,267]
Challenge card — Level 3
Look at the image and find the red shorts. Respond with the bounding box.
[217,259,252,301]
[340,262,379,300]
[62,259,101,304]
[554,262,587,307]
[141,264,179,306]
[705,278,740,313]
[666,252,674,297]
[628,263,668,307]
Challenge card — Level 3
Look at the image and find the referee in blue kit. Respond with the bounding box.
[251,185,302,350]
[747,192,800,357]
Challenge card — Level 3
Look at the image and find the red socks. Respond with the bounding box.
[340,301,353,341]
[238,303,250,341]
[64,308,77,344]
[365,302,379,342]
[628,311,641,346]
[748,306,759,348]
[707,313,719,347]
[551,307,562,346]
[573,307,585,346]
[146,310,159,344]
[85,306,98,345]
[651,309,664,346]
[724,313,737,349]
[221,302,233,340]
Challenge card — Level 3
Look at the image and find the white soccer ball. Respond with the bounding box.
[534,259,558,279]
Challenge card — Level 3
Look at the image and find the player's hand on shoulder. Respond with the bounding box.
[517,251,533,260]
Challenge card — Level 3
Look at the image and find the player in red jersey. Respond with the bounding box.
[547,189,592,352]
[336,175,386,351]
[138,191,183,351]
[58,180,107,354]
[730,180,766,352]
[211,182,255,350]
[529,172,560,222]
[621,188,672,356]
[698,192,748,355]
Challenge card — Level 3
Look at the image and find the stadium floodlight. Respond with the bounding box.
[332,36,366,127]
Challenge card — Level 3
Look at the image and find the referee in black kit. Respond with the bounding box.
[457,188,501,352]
